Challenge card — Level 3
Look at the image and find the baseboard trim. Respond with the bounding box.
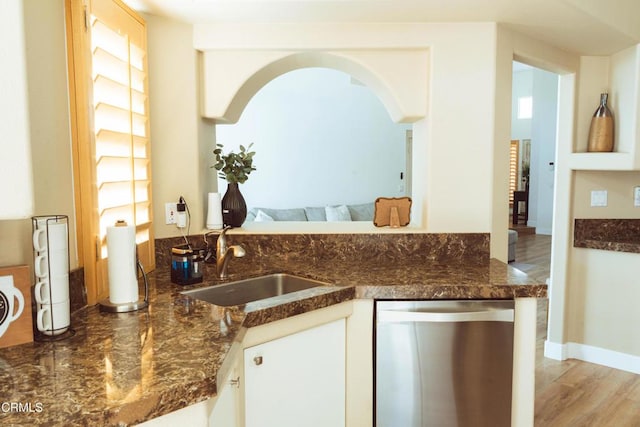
[544,340,640,374]
[535,227,552,235]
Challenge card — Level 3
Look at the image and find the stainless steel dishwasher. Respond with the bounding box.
[375,300,514,427]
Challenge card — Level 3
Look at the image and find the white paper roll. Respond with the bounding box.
[206,192,223,229]
[106,222,139,304]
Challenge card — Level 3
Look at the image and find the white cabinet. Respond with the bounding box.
[138,360,240,427]
[209,360,241,427]
[136,399,211,427]
[243,318,346,427]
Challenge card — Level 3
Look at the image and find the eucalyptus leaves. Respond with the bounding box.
[213,143,256,184]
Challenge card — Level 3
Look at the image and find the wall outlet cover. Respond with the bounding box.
[634,186,640,207]
[165,202,177,224]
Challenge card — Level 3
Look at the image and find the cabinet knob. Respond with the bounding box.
[253,356,263,366]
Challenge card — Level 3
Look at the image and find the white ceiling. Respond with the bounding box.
[123,0,640,55]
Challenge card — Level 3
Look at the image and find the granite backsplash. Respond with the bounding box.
[574,218,640,254]
[155,232,491,268]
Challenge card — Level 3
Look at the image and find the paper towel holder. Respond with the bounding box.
[98,259,149,313]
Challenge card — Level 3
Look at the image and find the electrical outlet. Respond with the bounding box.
[634,186,640,207]
[165,202,177,224]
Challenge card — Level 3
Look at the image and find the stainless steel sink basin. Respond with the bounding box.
[182,273,328,307]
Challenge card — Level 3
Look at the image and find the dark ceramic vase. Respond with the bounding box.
[221,182,247,227]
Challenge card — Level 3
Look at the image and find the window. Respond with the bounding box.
[66,0,154,304]
[509,140,519,205]
[517,96,532,119]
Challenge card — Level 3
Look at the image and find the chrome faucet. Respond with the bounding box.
[216,226,246,279]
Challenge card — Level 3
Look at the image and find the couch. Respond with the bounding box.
[508,229,518,262]
[244,202,375,222]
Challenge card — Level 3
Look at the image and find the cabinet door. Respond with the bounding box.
[209,364,240,427]
[136,400,210,427]
[244,318,346,427]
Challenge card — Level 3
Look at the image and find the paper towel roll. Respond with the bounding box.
[106,221,139,304]
[206,192,223,229]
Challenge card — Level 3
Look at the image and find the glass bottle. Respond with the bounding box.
[587,93,614,152]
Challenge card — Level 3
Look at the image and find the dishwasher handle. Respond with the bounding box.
[377,308,514,323]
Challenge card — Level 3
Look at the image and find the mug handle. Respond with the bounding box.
[9,287,24,322]
[34,254,48,278]
[33,229,47,252]
[36,305,50,332]
[34,281,49,304]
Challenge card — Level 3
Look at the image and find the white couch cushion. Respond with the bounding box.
[325,205,352,221]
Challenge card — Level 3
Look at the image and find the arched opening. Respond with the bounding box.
[215,67,412,221]
[221,51,411,125]
[201,48,429,227]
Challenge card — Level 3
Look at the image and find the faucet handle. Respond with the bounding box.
[231,245,246,258]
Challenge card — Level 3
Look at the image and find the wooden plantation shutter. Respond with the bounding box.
[66,0,154,305]
[509,140,519,206]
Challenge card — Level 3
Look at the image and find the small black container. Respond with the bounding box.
[171,245,204,285]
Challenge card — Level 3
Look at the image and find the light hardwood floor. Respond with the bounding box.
[512,233,640,426]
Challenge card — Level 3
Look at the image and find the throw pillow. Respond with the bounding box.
[305,206,327,221]
[325,205,352,222]
[254,209,275,222]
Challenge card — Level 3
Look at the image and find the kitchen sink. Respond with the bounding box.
[182,273,328,306]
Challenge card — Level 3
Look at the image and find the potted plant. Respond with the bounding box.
[213,143,256,227]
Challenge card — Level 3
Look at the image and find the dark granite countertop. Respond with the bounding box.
[0,254,546,426]
[574,219,640,254]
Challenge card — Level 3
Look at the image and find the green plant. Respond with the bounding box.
[213,143,256,184]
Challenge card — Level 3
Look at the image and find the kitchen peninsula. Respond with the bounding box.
[0,232,546,426]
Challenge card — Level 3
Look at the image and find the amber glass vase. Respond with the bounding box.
[587,93,614,152]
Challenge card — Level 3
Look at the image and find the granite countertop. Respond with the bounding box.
[574,218,640,254]
[0,256,546,426]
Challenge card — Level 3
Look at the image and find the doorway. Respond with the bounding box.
[509,61,559,238]
[509,61,560,350]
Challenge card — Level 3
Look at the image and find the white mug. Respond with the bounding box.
[34,249,68,279]
[37,300,70,336]
[33,220,68,253]
[47,249,68,276]
[34,254,49,279]
[34,275,69,304]
[0,276,25,338]
[32,228,48,253]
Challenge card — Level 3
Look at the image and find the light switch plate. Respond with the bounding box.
[590,190,608,207]
[634,186,640,207]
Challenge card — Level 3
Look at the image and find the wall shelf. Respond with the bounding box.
[568,152,638,171]
[572,44,640,171]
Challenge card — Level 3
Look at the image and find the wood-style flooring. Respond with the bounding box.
[512,233,640,426]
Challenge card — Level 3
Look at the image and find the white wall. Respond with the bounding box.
[215,68,411,210]
[0,0,77,269]
[145,15,217,239]
[510,65,558,235]
[561,170,640,366]
[194,22,499,239]
[543,43,640,372]
[0,0,34,220]
[529,69,558,235]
